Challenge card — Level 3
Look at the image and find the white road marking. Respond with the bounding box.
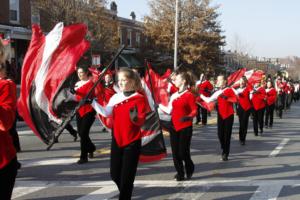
[22,158,79,167]
[75,185,119,200]
[269,138,290,157]
[249,185,282,200]
[13,179,300,200]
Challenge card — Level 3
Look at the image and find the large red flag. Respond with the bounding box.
[18,23,90,144]
[227,68,247,87]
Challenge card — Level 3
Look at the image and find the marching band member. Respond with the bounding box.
[196,73,213,125]
[275,76,286,118]
[250,81,267,136]
[159,70,197,181]
[236,76,252,145]
[91,68,149,200]
[0,42,18,199]
[265,81,277,128]
[73,66,96,164]
[200,75,238,161]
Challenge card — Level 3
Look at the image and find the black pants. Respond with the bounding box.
[196,105,201,123]
[170,126,194,177]
[76,111,96,159]
[265,104,275,127]
[196,106,208,125]
[110,138,141,200]
[277,93,285,118]
[237,106,250,142]
[253,108,265,135]
[217,114,234,156]
[9,119,21,152]
[0,157,18,200]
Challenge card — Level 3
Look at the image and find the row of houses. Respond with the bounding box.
[0,0,146,69]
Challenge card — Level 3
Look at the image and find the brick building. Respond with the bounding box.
[0,0,32,71]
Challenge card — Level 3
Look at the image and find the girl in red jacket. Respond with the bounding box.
[0,43,18,199]
[200,75,238,161]
[91,68,148,200]
[265,81,277,128]
[159,70,197,181]
[236,76,252,145]
[73,66,96,164]
[250,81,267,136]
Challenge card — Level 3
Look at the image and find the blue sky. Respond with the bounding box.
[109,0,300,58]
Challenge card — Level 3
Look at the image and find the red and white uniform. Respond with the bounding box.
[266,87,277,106]
[250,86,266,110]
[74,79,95,117]
[201,87,238,119]
[159,90,197,131]
[92,92,148,147]
[236,86,252,111]
[0,78,17,169]
[276,81,286,95]
[197,80,213,97]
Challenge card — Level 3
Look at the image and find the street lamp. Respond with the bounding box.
[174,0,179,70]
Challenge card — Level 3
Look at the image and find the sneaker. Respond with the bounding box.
[174,174,184,181]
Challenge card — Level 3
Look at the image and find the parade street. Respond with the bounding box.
[12,102,300,200]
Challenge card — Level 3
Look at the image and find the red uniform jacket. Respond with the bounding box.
[266,88,277,105]
[197,80,213,97]
[75,80,95,117]
[237,86,252,111]
[111,93,148,147]
[170,90,197,131]
[0,79,17,169]
[217,88,237,119]
[276,81,286,95]
[251,87,266,110]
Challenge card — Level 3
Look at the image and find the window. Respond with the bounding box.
[136,33,141,47]
[127,29,132,47]
[9,0,20,23]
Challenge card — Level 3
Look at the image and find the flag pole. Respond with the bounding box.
[47,45,125,150]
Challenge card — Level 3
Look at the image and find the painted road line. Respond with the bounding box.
[75,186,119,200]
[22,158,78,168]
[249,185,282,200]
[14,179,300,199]
[269,138,290,157]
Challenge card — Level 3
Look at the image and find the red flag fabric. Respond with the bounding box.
[248,70,265,86]
[144,62,171,107]
[227,68,247,87]
[17,23,90,144]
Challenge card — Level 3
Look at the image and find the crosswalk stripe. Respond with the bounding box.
[13,179,300,200]
[75,185,119,200]
[269,138,290,157]
[249,185,282,200]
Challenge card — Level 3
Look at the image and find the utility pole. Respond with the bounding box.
[174,0,179,70]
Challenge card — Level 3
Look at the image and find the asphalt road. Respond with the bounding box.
[12,101,300,200]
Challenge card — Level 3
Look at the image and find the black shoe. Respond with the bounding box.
[269,125,272,129]
[265,125,269,129]
[16,161,22,169]
[102,128,107,132]
[77,158,88,164]
[73,135,78,142]
[254,133,258,136]
[174,174,184,181]
[221,154,228,161]
[240,141,245,146]
[54,138,59,143]
[88,152,94,159]
[260,129,263,135]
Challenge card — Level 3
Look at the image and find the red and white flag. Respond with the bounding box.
[18,23,90,144]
